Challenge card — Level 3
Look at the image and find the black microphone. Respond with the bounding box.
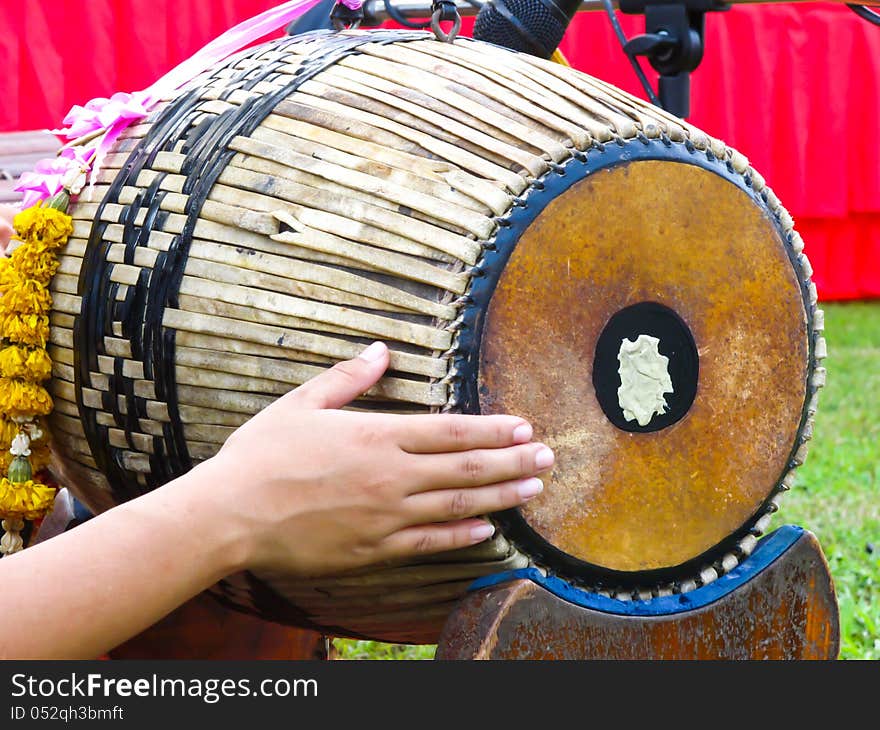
[472,0,582,59]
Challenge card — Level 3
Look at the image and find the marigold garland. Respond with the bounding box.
[0,200,73,554]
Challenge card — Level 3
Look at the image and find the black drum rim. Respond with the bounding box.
[454,137,821,593]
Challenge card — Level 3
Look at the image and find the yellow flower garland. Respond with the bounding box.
[0,201,72,549]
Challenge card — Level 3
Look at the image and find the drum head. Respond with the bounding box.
[473,146,812,586]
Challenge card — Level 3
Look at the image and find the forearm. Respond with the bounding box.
[0,343,550,658]
[0,460,245,659]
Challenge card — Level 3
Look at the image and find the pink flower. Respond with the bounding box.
[14,158,69,209]
[59,145,96,167]
[13,147,96,208]
[52,91,151,140]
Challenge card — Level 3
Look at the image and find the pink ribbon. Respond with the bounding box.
[14,147,96,209]
[49,0,326,190]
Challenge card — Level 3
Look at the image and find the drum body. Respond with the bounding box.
[49,30,823,644]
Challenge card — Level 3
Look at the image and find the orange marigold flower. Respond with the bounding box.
[0,345,52,381]
[13,204,73,247]
[0,312,50,347]
[8,243,60,286]
[0,277,53,315]
[0,477,57,520]
[0,378,53,418]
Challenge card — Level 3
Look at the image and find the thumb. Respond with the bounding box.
[287,341,390,410]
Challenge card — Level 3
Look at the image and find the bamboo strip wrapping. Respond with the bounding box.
[90,209,401,274]
[160,309,445,375]
[51,273,79,296]
[173,348,444,406]
[176,292,376,338]
[507,44,694,144]
[229,136,493,238]
[181,257,414,315]
[129,142,472,254]
[131,153,474,262]
[177,404,251,427]
[302,72,554,175]
[412,40,636,140]
[173,331,337,369]
[50,386,251,429]
[180,240,454,319]
[271,212,468,294]
[256,93,437,159]
[174,363,445,407]
[172,346,435,401]
[214,164,476,263]
[293,84,539,184]
[52,396,80,419]
[272,96,528,194]
[176,275,449,350]
[51,412,88,439]
[345,48,583,153]
[257,108,460,180]
[247,123,491,215]
[49,429,95,461]
[257,113,512,214]
[77,191,447,276]
[353,44,562,136]
[312,64,536,155]
[49,293,81,319]
[93,411,236,445]
[60,230,89,255]
[49,311,76,329]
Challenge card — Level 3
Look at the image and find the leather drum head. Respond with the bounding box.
[477,155,811,585]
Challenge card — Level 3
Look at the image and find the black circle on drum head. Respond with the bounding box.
[592,302,698,433]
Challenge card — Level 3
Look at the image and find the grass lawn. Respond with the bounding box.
[333,301,879,660]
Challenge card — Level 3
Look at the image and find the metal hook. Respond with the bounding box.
[330,2,364,31]
[430,3,461,43]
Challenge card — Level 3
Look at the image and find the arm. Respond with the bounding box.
[0,342,552,659]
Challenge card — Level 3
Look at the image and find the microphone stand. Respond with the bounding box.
[618,0,730,117]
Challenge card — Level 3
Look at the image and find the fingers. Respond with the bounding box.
[286,341,390,410]
[402,477,543,525]
[394,413,533,454]
[405,442,554,494]
[377,518,498,561]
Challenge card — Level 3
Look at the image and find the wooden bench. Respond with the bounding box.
[0,130,61,204]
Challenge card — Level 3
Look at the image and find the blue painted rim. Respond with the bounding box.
[453,137,812,589]
[468,525,804,616]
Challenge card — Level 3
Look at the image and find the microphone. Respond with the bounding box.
[472,0,582,59]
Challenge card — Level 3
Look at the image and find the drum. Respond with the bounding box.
[48,29,824,644]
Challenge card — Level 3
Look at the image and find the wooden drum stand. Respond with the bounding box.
[436,525,839,660]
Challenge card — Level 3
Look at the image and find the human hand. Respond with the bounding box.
[198,341,553,579]
[0,205,16,253]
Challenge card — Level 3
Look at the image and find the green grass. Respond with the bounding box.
[333,301,880,660]
[767,301,880,659]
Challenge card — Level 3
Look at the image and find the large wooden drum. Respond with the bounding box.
[48,29,825,644]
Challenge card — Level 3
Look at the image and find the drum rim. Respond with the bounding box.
[453,136,820,594]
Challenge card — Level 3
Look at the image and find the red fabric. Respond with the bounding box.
[2,1,877,299]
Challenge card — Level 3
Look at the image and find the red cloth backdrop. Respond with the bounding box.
[2,1,878,300]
